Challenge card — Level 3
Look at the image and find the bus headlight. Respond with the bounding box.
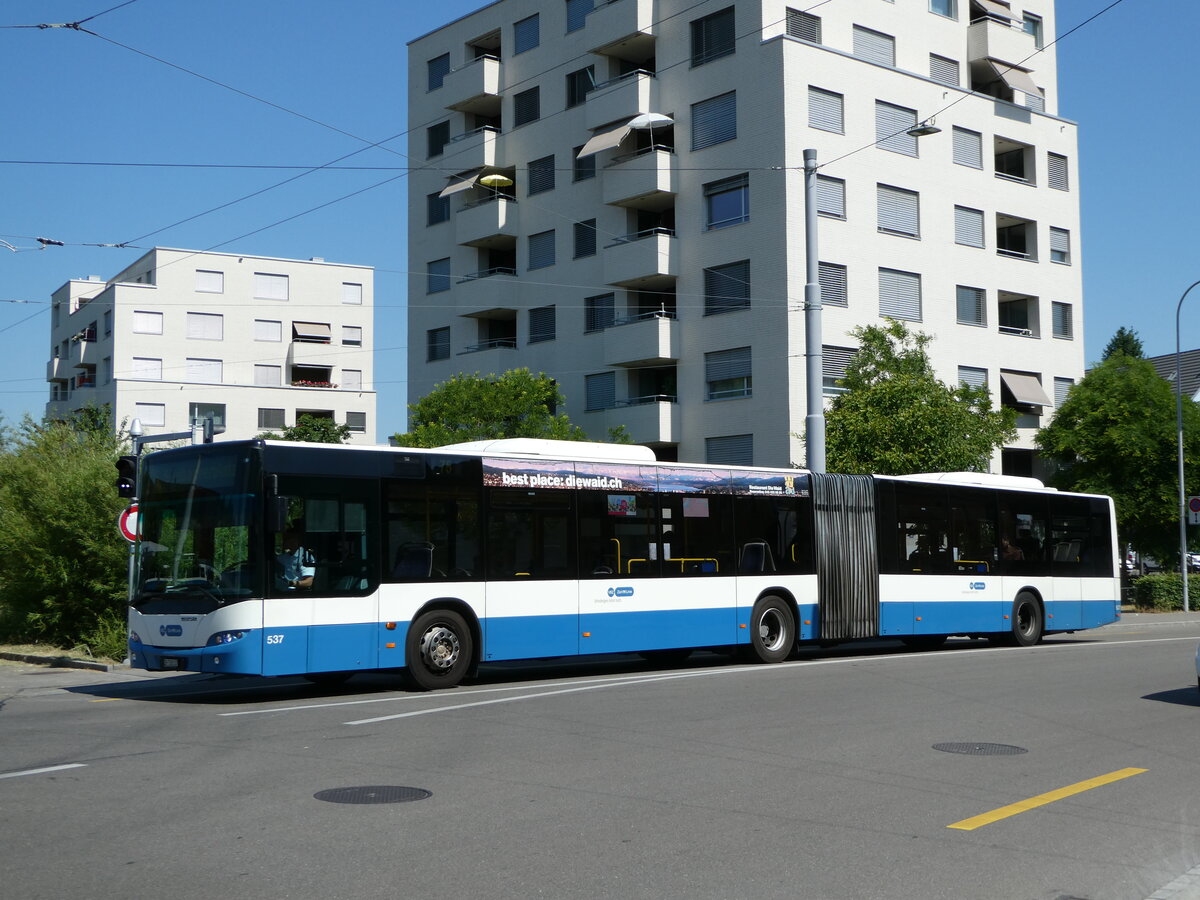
[208,631,245,646]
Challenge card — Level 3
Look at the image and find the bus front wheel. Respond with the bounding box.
[749,596,795,664]
[406,608,473,690]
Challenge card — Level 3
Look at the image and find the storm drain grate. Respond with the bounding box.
[933,742,1028,756]
[314,786,432,804]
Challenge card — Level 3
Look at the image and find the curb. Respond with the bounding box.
[0,651,115,672]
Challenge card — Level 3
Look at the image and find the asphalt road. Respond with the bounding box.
[2,615,1200,900]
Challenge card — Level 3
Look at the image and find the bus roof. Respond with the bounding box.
[436,438,658,463]
[888,471,1052,491]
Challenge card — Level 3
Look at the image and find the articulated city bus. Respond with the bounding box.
[128,438,1119,689]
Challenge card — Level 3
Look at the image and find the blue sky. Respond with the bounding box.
[0,0,1192,441]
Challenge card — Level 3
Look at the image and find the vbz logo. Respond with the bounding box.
[159,624,183,637]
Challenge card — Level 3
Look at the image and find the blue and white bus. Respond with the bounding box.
[128,438,1120,689]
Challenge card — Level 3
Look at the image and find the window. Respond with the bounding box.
[999,293,1037,336]
[566,65,595,107]
[954,205,985,248]
[692,92,736,150]
[705,347,752,400]
[823,346,856,395]
[786,8,821,43]
[514,14,539,53]
[529,305,556,343]
[134,402,166,427]
[131,357,162,380]
[528,230,555,270]
[692,7,735,66]
[930,0,956,18]
[820,263,848,307]
[1050,227,1071,264]
[995,142,1032,182]
[427,192,450,225]
[877,184,920,237]
[929,54,959,86]
[706,434,753,466]
[196,269,223,293]
[427,258,451,293]
[878,268,921,321]
[427,327,450,361]
[254,364,282,386]
[573,146,596,181]
[103,309,112,336]
[528,154,555,195]
[853,25,895,67]
[427,53,451,91]
[1054,377,1074,407]
[958,366,988,390]
[427,121,450,158]
[514,87,540,126]
[816,176,846,219]
[952,127,983,169]
[876,101,918,156]
[1023,13,1044,48]
[346,411,367,433]
[342,282,363,305]
[1052,302,1073,339]
[255,273,288,300]
[585,294,615,332]
[343,369,363,391]
[585,371,616,410]
[102,356,111,383]
[997,217,1035,259]
[342,326,363,347]
[186,358,222,383]
[186,312,223,341]
[132,310,163,334]
[1047,153,1070,191]
[258,408,285,429]
[808,87,844,134]
[189,402,225,429]
[957,285,986,326]
[704,260,751,315]
[574,219,597,258]
[704,173,749,230]
[254,319,282,342]
[566,0,594,32]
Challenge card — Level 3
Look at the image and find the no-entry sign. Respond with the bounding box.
[118,503,139,543]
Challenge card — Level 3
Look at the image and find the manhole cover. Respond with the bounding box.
[314,786,431,804]
[933,742,1028,756]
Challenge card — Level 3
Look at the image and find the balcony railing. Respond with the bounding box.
[612,308,676,327]
[605,226,675,247]
[457,266,517,283]
[459,338,518,354]
[998,325,1034,337]
[616,393,677,407]
[291,380,337,388]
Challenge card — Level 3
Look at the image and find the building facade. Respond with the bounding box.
[46,248,376,443]
[407,0,1082,473]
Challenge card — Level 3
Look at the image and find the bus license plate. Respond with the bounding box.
[160,658,181,669]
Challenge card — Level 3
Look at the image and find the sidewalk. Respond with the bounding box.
[0,649,119,672]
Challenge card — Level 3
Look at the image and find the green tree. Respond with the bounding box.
[393,369,629,447]
[1037,354,1200,565]
[825,320,1017,475]
[1101,326,1145,361]
[0,410,128,656]
[262,413,352,444]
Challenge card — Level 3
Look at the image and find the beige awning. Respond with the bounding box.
[987,59,1040,95]
[439,170,482,197]
[1001,371,1051,407]
[973,0,1013,20]
[293,321,332,341]
[576,124,633,159]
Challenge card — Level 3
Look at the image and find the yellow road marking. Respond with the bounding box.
[948,767,1147,831]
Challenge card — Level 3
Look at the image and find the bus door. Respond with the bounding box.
[812,474,880,639]
[483,488,578,660]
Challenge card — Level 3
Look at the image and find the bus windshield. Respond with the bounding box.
[134,444,261,614]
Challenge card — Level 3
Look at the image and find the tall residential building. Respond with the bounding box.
[46,248,376,443]
[407,0,1081,474]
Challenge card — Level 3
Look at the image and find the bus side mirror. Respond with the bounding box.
[269,497,289,533]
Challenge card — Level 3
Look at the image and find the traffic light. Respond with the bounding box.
[115,455,137,498]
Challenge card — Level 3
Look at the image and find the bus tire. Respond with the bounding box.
[406,608,473,691]
[1009,593,1043,647]
[749,596,795,664]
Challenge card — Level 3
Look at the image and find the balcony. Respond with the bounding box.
[593,396,680,446]
[444,125,501,170]
[70,337,96,368]
[968,16,1037,69]
[459,338,519,356]
[589,0,656,57]
[456,197,519,248]
[47,358,69,382]
[586,70,656,131]
[603,312,679,366]
[442,55,502,116]
[604,228,678,288]
[455,267,519,309]
[603,148,676,208]
[289,340,336,367]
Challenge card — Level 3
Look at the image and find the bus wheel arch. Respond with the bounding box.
[748,593,797,664]
[992,589,1044,647]
[405,600,479,691]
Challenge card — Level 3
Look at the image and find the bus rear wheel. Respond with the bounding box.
[406,608,473,691]
[749,596,795,664]
[991,593,1043,647]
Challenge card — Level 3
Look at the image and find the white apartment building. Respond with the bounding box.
[46,248,376,444]
[407,0,1082,475]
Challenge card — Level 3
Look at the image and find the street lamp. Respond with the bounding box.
[1174,279,1200,612]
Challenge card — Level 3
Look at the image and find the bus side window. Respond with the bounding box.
[485,488,574,580]
[659,494,734,576]
[998,492,1050,576]
[578,490,657,577]
[949,486,997,574]
[893,484,951,574]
